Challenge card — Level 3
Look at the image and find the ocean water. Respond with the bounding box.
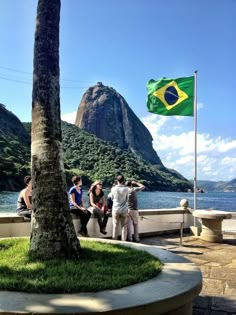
[0,190,236,213]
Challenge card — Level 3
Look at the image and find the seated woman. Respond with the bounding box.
[69,175,91,237]
[16,175,32,219]
[88,180,110,235]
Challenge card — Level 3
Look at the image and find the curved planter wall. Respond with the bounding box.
[0,239,202,315]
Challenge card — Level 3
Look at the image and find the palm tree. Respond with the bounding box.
[29,0,81,258]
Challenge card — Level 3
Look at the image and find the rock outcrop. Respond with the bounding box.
[75,83,163,165]
[0,104,30,146]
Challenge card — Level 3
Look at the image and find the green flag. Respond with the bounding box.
[146,76,194,116]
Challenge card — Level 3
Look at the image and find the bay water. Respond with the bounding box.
[0,191,236,213]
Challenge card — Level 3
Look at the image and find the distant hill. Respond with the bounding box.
[192,179,236,192]
[0,103,193,192]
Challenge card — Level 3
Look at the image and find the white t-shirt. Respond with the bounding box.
[111,184,128,213]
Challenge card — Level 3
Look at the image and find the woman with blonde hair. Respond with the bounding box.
[88,180,110,235]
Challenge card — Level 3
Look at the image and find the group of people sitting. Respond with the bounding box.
[16,174,145,242]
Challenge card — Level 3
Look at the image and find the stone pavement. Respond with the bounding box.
[140,233,236,315]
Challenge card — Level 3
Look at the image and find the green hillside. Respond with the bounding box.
[0,120,193,191]
[0,126,30,191]
[61,121,192,191]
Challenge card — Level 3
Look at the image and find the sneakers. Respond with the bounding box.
[78,231,86,237]
[78,231,90,237]
[100,229,107,235]
[127,238,140,243]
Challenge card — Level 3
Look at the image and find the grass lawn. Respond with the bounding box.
[0,238,162,293]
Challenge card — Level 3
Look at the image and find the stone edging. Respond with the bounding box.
[0,239,202,315]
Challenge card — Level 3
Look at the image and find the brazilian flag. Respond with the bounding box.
[146,76,194,116]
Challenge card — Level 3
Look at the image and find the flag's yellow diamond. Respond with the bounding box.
[153,81,189,110]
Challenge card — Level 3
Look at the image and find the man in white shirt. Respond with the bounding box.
[111,175,128,241]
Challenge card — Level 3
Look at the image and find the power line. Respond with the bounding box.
[0,66,31,75]
[0,75,31,85]
[0,65,94,84]
[0,74,90,90]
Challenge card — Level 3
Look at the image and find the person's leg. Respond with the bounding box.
[91,207,103,229]
[91,207,108,235]
[101,211,110,230]
[17,209,32,219]
[120,213,128,241]
[132,211,140,242]
[112,212,120,240]
[77,209,91,235]
[84,210,91,235]
[127,212,133,241]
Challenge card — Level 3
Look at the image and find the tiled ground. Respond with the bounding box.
[140,233,236,315]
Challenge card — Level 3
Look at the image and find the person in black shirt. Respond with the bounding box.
[88,180,110,235]
[16,175,32,219]
[125,180,145,242]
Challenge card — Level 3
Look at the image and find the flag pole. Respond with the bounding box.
[193,70,198,224]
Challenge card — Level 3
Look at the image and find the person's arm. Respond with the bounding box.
[110,187,115,200]
[70,193,87,212]
[132,181,145,191]
[89,192,99,209]
[70,193,79,208]
[101,195,106,211]
[23,189,32,209]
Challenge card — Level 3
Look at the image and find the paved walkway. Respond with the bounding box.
[140,233,236,315]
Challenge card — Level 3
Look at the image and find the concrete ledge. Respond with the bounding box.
[0,209,188,224]
[0,210,234,240]
[0,209,193,239]
[0,238,202,315]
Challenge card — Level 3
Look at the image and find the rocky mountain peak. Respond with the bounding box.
[75,83,163,165]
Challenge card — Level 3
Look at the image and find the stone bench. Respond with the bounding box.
[193,209,232,242]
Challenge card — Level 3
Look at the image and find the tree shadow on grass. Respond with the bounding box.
[0,240,162,294]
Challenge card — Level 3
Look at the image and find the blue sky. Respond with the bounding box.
[0,0,235,182]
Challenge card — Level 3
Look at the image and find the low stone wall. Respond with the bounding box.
[0,209,193,239]
[0,209,234,239]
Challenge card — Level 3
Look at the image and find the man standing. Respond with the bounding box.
[125,180,145,242]
[111,175,128,241]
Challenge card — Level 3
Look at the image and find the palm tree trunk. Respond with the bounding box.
[29,0,80,258]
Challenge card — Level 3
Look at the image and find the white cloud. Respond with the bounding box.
[218,140,236,152]
[141,114,236,181]
[61,111,77,124]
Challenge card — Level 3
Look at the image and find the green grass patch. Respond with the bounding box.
[0,238,162,293]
